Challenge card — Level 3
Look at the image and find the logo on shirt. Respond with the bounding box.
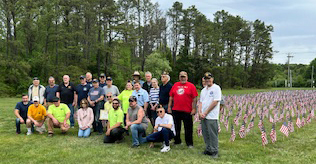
[177,88,185,95]
[68,86,72,89]
[83,87,87,91]
[209,91,214,97]
[91,90,99,96]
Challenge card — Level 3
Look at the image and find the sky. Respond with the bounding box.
[152,0,316,64]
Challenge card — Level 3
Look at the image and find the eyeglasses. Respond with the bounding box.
[156,111,163,114]
[107,96,112,98]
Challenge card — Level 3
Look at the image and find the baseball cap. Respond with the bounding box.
[100,73,106,77]
[79,75,85,79]
[179,71,188,77]
[52,97,59,102]
[204,72,213,79]
[33,96,39,102]
[106,77,112,81]
[33,77,39,80]
[161,71,169,75]
[129,96,137,102]
[92,79,99,83]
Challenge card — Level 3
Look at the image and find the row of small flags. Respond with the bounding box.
[216,90,315,146]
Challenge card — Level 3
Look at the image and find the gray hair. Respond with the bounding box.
[152,78,158,83]
[145,71,152,77]
[166,75,170,82]
[48,76,55,81]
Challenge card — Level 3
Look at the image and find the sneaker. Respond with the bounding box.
[161,146,171,152]
[161,142,166,149]
[188,145,194,149]
[211,153,219,159]
[48,133,54,137]
[202,151,212,156]
[26,132,32,135]
[131,144,140,148]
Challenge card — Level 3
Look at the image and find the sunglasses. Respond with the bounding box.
[156,110,163,114]
[113,103,119,105]
[107,96,112,98]
[129,99,135,102]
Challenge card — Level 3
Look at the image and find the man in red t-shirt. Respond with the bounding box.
[168,71,198,148]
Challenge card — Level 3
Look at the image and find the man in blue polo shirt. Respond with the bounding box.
[44,76,59,108]
[132,82,149,112]
[14,94,33,134]
[76,75,91,107]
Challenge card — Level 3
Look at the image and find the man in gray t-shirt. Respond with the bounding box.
[103,77,120,97]
[88,79,105,134]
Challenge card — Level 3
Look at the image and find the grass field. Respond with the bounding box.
[1,88,316,164]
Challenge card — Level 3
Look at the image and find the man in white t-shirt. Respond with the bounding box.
[198,72,222,158]
[145,107,175,153]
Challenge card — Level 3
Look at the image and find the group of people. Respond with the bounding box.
[14,71,222,157]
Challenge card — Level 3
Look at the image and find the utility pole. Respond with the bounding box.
[312,65,314,88]
[287,53,293,87]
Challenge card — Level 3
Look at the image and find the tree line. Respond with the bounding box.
[0,0,290,96]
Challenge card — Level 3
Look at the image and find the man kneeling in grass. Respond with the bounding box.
[146,107,175,153]
[47,97,70,137]
[104,98,125,143]
[26,96,47,135]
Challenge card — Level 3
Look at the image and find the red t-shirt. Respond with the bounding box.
[169,82,198,113]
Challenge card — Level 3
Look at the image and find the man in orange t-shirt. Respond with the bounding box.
[27,96,47,135]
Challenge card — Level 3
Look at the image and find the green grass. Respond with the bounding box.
[1,88,316,164]
[222,87,315,95]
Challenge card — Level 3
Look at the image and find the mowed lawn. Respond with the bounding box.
[1,88,316,164]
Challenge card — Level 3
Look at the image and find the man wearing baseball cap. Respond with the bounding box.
[88,79,105,134]
[47,97,71,137]
[103,76,120,97]
[168,71,198,148]
[198,72,222,158]
[76,75,91,107]
[26,96,47,135]
[99,73,106,88]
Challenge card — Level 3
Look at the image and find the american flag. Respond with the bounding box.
[288,121,294,133]
[224,116,229,131]
[258,116,263,130]
[280,122,289,137]
[286,111,290,120]
[197,123,202,137]
[220,114,225,123]
[239,121,246,138]
[234,115,239,126]
[306,114,311,124]
[296,117,301,128]
[269,115,274,123]
[218,122,221,133]
[261,126,268,146]
[246,117,254,133]
[301,116,305,127]
[311,109,315,118]
[230,124,236,142]
[270,123,277,143]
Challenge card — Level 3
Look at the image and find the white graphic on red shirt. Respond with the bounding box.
[177,88,185,95]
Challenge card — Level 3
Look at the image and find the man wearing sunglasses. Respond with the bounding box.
[198,72,222,158]
[145,107,175,152]
[125,96,148,148]
[104,98,125,143]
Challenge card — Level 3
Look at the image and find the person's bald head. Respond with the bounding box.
[63,75,70,83]
[86,72,92,81]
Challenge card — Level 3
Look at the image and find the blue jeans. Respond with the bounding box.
[146,128,175,146]
[16,118,33,133]
[131,124,147,146]
[78,128,91,138]
[67,104,75,127]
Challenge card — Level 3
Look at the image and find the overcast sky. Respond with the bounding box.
[152,0,316,64]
